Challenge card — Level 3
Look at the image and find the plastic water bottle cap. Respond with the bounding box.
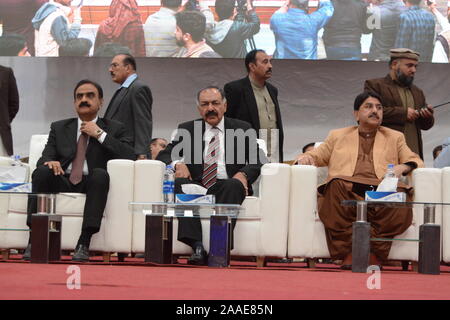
[388,164,394,169]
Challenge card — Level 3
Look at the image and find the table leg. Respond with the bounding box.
[418,205,440,275]
[145,215,173,264]
[30,214,61,263]
[208,215,231,268]
[352,201,370,273]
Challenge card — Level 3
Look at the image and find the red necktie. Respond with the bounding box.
[69,133,88,185]
[202,129,219,189]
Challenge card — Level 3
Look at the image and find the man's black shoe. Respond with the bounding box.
[187,246,207,266]
[72,244,90,262]
[23,244,31,261]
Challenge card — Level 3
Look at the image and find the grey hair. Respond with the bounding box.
[196,86,227,105]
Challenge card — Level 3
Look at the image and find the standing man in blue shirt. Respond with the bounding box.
[270,0,334,59]
[394,0,435,62]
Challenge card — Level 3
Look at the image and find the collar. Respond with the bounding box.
[205,117,225,133]
[159,7,178,15]
[121,73,138,89]
[289,7,308,14]
[408,5,421,10]
[184,40,210,57]
[358,127,378,138]
[249,76,265,89]
[78,116,98,127]
[248,75,266,90]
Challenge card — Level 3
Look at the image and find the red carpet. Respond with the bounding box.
[1,256,450,300]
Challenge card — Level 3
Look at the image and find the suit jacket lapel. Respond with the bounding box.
[346,127,359,175]
[410,86,423,108]
[65,119,78,161]
[267,84,281,126]
[373,128,386,178]
[384,75,403,107]
[224,117,231,177]
[243,77,261,131]
[190,119,205,180]
[105,87,128,119]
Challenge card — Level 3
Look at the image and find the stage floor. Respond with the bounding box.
[1,255,449,300]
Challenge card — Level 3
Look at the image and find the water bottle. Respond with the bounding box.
[385,164,396,178]
[10,155,21,166]
[163,165,175,203]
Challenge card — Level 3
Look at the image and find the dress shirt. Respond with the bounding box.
[270,0,334,59]
[204,118,228,179]
[120,73,138,89]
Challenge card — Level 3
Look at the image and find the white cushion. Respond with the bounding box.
[442,167,450,262]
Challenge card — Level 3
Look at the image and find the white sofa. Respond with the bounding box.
[0,135,135,260]
[442,168,450,263]
[131,162,291,266]
[287,165,443,267]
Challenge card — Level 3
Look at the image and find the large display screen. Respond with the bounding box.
[0,0,448,61]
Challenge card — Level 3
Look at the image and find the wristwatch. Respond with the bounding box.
[96,129,104,139]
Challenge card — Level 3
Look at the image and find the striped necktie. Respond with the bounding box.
[202,128,219,189]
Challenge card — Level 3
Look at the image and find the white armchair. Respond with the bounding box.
[131,162,291,266]
[0,134,135,260]
[442,168,450,263]
[287,165,443,268]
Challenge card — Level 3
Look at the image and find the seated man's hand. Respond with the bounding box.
[294,154,316,166]
[44,161,65,176]
[393,164,411,177]
[174,162,192,179]
[80,121,102,138]
[232,172,248,196]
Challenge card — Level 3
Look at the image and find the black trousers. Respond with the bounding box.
[26,165,110,235]
[175,178,246,249]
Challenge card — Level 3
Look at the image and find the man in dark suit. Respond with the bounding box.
[364,48,434,159]
[24,80,135,262]
[105,53,153,159]
[157,86,266,265]
[224,49,284,162]
[0,65,19,156]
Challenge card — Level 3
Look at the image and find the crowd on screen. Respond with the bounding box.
[0,0,449,62]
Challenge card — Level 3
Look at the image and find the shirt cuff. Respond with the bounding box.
[97,132,107,144]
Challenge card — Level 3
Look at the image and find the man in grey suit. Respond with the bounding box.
[105,54,153,159]
[0,65,19,156]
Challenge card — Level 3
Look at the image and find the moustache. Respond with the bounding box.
[266,68,272,74]
[79,102,91,108]
[205,110,218,117]
[369,114,379,119]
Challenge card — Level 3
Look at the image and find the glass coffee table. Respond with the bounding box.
[130,202,254,267]
[0,192,77,263]
[342,200,447,275]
